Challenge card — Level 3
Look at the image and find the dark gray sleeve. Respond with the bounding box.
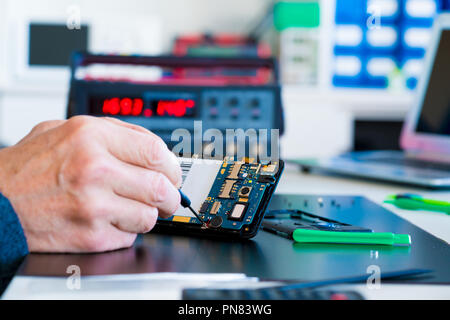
[0,193,28,293]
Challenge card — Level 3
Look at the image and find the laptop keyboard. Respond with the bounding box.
[366,157,450,172]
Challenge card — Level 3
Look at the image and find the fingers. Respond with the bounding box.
[102,228,137,252]
[107,196,160,234]
[101,120,182,188]
[109,158,180,218]
[76,224,137,252]
[33,120,66,133]
[102,117,153,135]
[21,120,66,142]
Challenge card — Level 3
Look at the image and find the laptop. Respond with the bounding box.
[291,14,450,189]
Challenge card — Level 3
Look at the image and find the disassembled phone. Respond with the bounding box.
[154,157,284,239]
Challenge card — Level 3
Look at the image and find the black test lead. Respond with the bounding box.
[178,189,207,226]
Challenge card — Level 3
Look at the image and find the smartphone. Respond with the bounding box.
[153,157,284,239]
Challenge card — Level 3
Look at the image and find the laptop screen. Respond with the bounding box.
[415,30,450,136]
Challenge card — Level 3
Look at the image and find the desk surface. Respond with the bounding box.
[16,165,450,284]
[278,164,450,244]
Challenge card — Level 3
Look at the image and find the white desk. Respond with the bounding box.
[277,163,450,244]
[273,165,450,299]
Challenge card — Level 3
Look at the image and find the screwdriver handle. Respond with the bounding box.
[178,189,206,224]
[293,229,411,246]
[179,189,191,208]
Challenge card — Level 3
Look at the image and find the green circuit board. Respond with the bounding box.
[166,158,281,231]
[203,159,278,230]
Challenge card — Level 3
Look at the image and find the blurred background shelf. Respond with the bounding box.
[0,0,448,158]
[283,86,413,120]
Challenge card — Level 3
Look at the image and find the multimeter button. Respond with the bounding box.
[208,97,218,106]
[229,97,238,106]
[251,109,261,118]
[250,98,260,107]
[209,107,218,117]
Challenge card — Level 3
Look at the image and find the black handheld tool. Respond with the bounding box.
[179,189,206,225]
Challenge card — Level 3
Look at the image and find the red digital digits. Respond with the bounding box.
[156,99,195,117]
[143,109,153,117]
[102,97,120,115]
[102,98,144,116]
[102,97,194,117]
[131,98,144,116]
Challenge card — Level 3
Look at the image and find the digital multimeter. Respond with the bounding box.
[67,53,284,158]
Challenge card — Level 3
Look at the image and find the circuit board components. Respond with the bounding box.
[196,158,281,230]
[156,157,284,238]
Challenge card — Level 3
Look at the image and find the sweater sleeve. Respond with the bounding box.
[0,193,28,281]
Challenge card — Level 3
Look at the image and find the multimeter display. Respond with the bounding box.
[89,96,197,118]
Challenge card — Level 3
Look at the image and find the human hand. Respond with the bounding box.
[0,116,181,252]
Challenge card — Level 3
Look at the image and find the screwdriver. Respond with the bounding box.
[178,189,206,225]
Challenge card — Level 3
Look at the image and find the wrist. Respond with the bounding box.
[0,147,16,199]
